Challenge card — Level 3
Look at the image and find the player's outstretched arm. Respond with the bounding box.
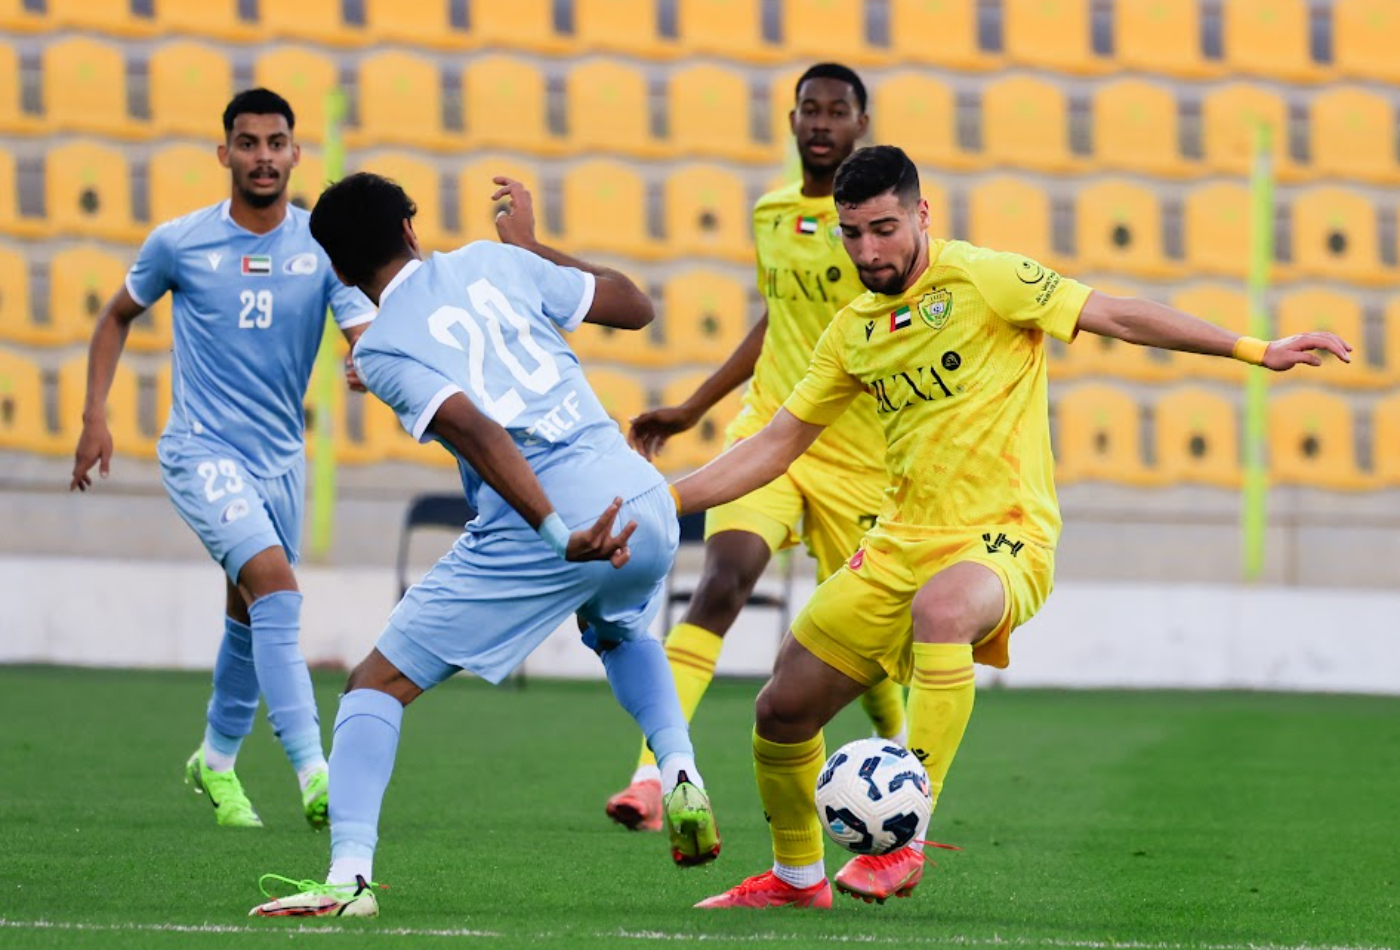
[630,310,769,460]
[672,408,824,516]
[428,391,636,567]
[71,286,147,491]
[1076,291,1353,371]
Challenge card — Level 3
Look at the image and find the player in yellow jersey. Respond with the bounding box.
[604,64,906,833]
[674,146,1352,909]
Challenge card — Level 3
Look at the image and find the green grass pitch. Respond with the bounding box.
[1,665,1396,949]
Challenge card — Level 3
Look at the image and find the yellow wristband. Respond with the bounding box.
[1232,336,1268,366]
[668,484,682,513]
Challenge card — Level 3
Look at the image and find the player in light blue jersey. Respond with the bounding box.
[249,173,718,918]
[71,89,376,831]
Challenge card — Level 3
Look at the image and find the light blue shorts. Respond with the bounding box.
[159,436,304,584]
[377,483,680,689]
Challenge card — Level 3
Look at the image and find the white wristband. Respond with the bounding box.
[538,512,570,558]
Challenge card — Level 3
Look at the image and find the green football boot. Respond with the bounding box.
[250,873,380,918]
[184,748,262,828]
[301,767,329,830]
[664,773,720,866]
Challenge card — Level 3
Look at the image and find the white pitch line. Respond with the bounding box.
[0,919,500,938]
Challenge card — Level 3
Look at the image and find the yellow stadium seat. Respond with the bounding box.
[663,166,751,264]
[1171,284,1252,382]
[1385,296,1400,387]
[148,43,233,140]
[0,41,37,134]
[586,369,648,432]
[457,157,550,245]
[354,52,457,152]
[1268,389,1367,490]
[1092,80,1191,179]
[1075,180,1177,279]
[364,0,469,51]
[253,48,338,146]
[466,0,570,54]
[565,60,661,158]
[767,67,806,163]
[1114,0,1218,78]
[1334,0,1400,83]
[873,73,970,171]
[0,248,34,345]
[0,0,49,32]
[357,152,452,251]
[1290,187,1388,287]
[920,176,952,242]
[462,56,556,156]
[568,321,664,368]
[1275,287,1373,389]
[981,77,1078,173]
[888,0,998,71]
[1372,392,1400,486]
[288,149,327,212]
[1057,279,1177,383]
[49,0,155,36]
[574,0,675,58]
[148,144,225,224]
[45,142,141,243]
[1309,87,1399,185]
[261,0,365,46]
[0,149,42,238]
[1055,383,1153,486]
[43,38,138,138]
[780,0,874,63]
[561,161,652,259]
[658,372,743,472]
[1201,84,1294,179]
[967,177,1055,268]
[1223,0,1325,83]
[59,357,155,460]
[1154,387,1241,488]
[675,0,776,63]
[1004,0,1110,74]
[50,245,170,354]
[1182,183,1256,280]
[668,65,767,164]
[660,271,751,368]
[152,0,260,42]
[0,347,52,454]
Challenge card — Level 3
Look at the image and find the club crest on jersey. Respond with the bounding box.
[826,222,842,248]
[889,305,912,332]
[241,255,272,276]
[796,215,820,236]
[918,289,952,331]
[283,252,318,276]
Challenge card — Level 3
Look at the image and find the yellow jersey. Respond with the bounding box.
[735,182,886,473]
[784,239,1093,546]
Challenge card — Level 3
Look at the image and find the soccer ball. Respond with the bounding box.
[814,737,932,856]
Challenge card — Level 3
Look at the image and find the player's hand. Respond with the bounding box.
[565,497,638,569]
[628,405,699,460]
[1263,332,1353,372]
[344,352,367,393]
[492,176,537,248]
[70,421,114,492]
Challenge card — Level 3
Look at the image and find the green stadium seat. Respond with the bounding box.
[564,60,662,158]
[967,177,1056,269]
[148,43,233,140]
[1004,0,1110,74]
[0,346,52,454]
[1290,187,1388,287]
[1268,389,1368,490]
[662,166,752,263]
[888,0,998,71]
[1114,0,1219,78]
[981,76,1078,173]
[1092,80,1191,179]
[463,56,556,156]
[873,73,970,171]
[253,47,338,146]
[1222,0,1327,83]
[667,64,768,164]
[42,38,139,139]
[659,270,751,368]
[1075,180,1178,279]
[1154,386,1241,488]
[44,142,142,243]
[1055,383,1154,486]
[1333,0,1400,83]
[1308,87,1399,185]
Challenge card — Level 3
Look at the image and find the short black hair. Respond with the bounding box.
[310,172,418,287]
[795,63,867,113]
[834,145,921,208]
[222,88,295,135]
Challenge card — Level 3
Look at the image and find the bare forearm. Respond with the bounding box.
[683,315,767,417]
[516,237,629,286]
[1081,293,1240,358]
[83,312,133,423]
[432,405,554,529]
[673,410,821,514]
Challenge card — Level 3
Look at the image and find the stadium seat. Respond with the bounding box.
[1308,87,1399,185]
[354,52,457,152]
[920,176,952,242]
[0,40,37,134]
[574,0,675,58]
[1154,386,1241,488]
[1290,188,1388,286]
[675,0,776,63]
[45,142,141,243]
[457,157,549,245]
[1114,0,1218,78]
[42,38,138,139]
[888,0,998,70]
[662,166,752,263]
[568,321,664,368]
[659,270,751,367]
[1004,0,1110,74]
[462,56,556,156]
[147,43,233,140]
[767,66,806,161]
[288,149,326,212]
[1385,296,1400,387]
[658,372,743,472]
[0,347,51,454]
[980,77,1078,173]
[261,0,365,46]
[357,152,452,251]
[1092,80,1191,179]
[147,144,225,225]
[151,0,260,42]
[1333,0,1400,84]
[59,357,154,460]
[872,73,970,171]
[779,0,875,64]
[1182,183,1257,279]
[0,248,34,345]
[1075,180,1177,279]
[0,149,42,238]
[1268,388,1367,490]
[586,369,647,432]
[1170,284,1252,382]
[561,161,652,259]
[1372,392,1400,486]
[667,65,767,164]
[564,60,661,158]
[363,0,469,50]
[1275,288,1374,389]
[47,247,140,351]
[0,0,49,32]
[50,0,155,36]
[466,0,570,54]
[253,48,338,146]
[967,177,1056,268]
[1222,0,1325,83]
[1055,383,1153,486]
[1201,84,1294,179]
[1057,279,1176,383]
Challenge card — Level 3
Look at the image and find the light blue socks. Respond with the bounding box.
[599,636,702,791]
[248,590,325,774]
[328,688,404,883]
[204,616,258,763]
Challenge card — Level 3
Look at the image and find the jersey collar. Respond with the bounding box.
[219,199,291,237]
[379,259,423,304]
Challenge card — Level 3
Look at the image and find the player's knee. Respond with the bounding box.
[754,681,820,741]
[910,587,983,644]
[688,565,762,632]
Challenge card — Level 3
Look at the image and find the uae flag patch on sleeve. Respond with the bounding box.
[241,255,272,276]
[795,216,820,235]
[889,305,912,331]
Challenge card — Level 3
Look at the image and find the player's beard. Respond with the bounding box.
[235,168,286,209]
[857,247,920,295]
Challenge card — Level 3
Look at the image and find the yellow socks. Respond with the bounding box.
[636,623,724,770]
[906,642,976,814]
[859,677,907,740]
[752,729,827,867]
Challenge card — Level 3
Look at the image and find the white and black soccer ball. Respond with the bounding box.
[814,737,932,856]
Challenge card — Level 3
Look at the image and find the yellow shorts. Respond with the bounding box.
[791,521,1056,686]
[704,423,885,582]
